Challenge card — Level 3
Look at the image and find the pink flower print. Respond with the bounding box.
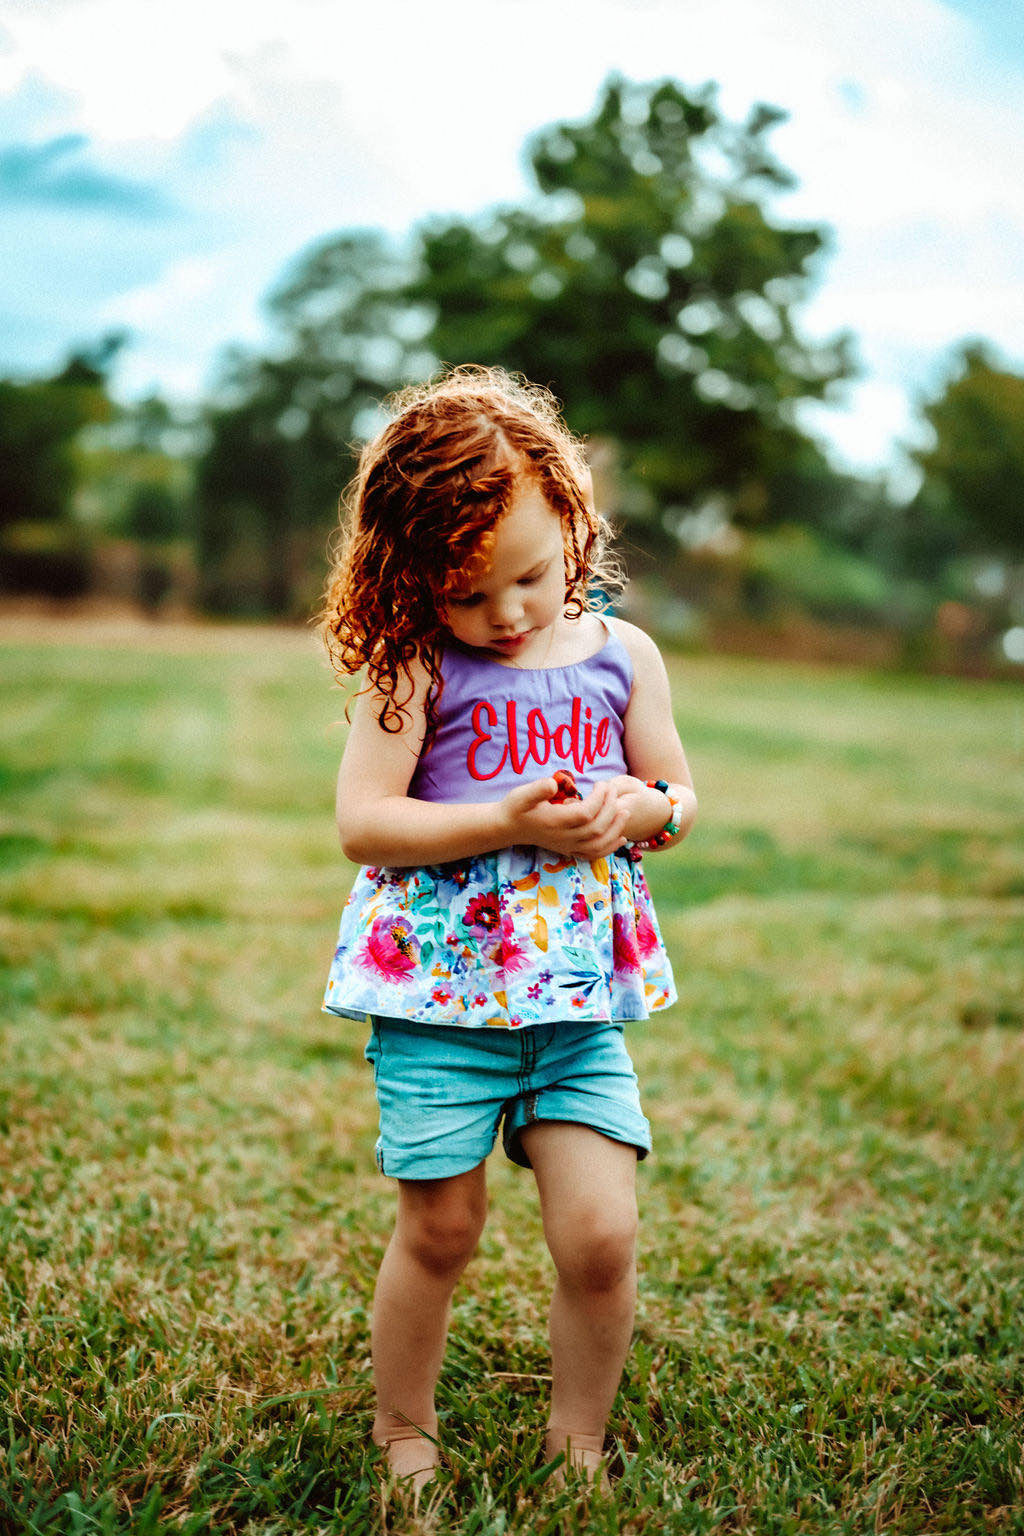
[431,985,452,1003]
[357,915,419,983]
[635,906,660,959]
[527,983,542,1000]
[612,912,641,974]
[509,1015,523,1028]
[571,994,585,1008]
[464,892,500,934]
[488,934,531,973]
[474,993,488,1006]
[569,893,590,924]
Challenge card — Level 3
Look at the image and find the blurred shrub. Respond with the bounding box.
[123,483,187,543]
[0,520,93,598]
[742,526,913,624]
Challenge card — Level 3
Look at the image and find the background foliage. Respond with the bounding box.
[1,75,1023,663]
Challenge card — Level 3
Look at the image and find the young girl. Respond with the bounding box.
[320,366,696,1496]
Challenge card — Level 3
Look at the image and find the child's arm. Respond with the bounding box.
[335,660,631,867]
[608,618,698,850]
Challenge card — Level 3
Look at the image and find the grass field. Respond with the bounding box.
[2,618,1023,1535]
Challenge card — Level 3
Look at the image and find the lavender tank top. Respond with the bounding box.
[409,622,634,805]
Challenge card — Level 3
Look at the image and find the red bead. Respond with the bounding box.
[550,769,582,803]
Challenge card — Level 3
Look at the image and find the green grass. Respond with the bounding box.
[2,621,1023,1535]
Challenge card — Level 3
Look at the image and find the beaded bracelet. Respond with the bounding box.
[617,779,683,861]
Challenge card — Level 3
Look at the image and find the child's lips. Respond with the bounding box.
[490,630,533,651]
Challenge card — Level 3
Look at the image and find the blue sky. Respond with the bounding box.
[1,0,1023,482]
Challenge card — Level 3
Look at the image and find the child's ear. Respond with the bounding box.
[580,464,595,513]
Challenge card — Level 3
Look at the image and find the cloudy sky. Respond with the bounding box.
[1,0,1023,480]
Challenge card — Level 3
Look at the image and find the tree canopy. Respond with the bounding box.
[194,75,855,608]
[413,78,852,527]
[0,336,122,530]
[194,231,417,610]
[913,343,1024,561]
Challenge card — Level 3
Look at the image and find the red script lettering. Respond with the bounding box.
[466,695,613,780]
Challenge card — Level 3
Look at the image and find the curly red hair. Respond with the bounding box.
[320,365,621,731]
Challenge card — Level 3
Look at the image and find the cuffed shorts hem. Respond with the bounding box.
[501,1096,652,1169]
[373,1139,491,1181]
[364,1015,652,1182]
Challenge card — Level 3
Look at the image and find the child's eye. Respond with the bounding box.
[448,593,483,609]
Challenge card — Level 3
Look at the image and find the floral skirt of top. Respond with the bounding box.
[322,845,676,1030]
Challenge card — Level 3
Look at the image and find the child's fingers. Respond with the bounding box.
[606,772,645,797]
[578,781,624,832]
[509,778,560,814]
[510,778,633,856]
[578,806,631,855]
[557,797,611,834]
[576,780,616,817]
[557,803,626,855]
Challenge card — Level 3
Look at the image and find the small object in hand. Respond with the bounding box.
[550,769,582,803]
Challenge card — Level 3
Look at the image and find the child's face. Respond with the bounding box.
[441,480,567,662]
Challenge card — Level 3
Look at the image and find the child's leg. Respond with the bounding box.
[371,1161,488,1484]
[519,1122,638,1476]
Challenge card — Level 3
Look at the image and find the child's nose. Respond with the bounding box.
[490,591,524,628]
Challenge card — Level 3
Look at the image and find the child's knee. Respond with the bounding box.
[555,1205,638,1293]
[400,1182,487,1276]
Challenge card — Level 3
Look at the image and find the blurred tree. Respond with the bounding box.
[124,394,177,453]
[193,77,854,610]
[412,77,853,542]
[0,335,123,529]
[912,343,1024,561]
[76,393,198,542]
[195,231,419,612]
[0,378,88,528]
[0,336,124,596]
[123,483,186,542]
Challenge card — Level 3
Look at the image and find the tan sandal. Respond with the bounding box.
[375,1418,440,1506]
[544,1427,609,1490]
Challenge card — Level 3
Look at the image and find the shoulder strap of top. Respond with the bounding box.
[594,612,634,681]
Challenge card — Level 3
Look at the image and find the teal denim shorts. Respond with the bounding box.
[363,1016,652,1181]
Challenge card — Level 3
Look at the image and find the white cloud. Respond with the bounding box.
[807,280,1024,358]
[798,381,927,479]
[103,253,226,327]
[3,0,250,140]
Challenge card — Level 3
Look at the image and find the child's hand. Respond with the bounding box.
[501,776,631,860]
[603,772,646,807]
[605,773,695,845]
